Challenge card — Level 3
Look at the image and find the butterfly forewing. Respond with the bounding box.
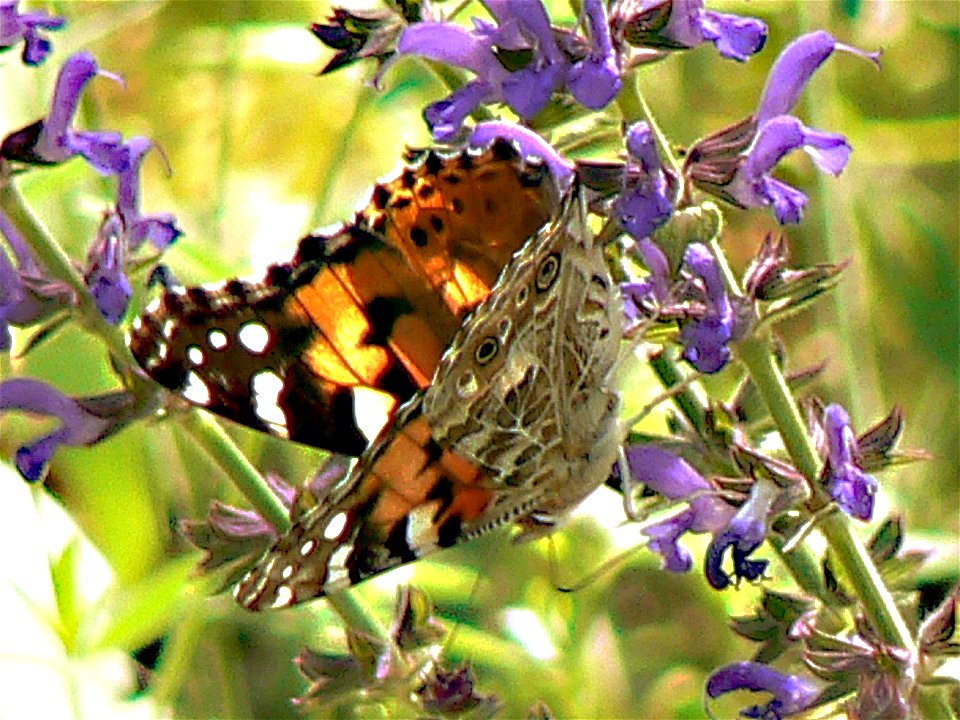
[128,139,559,457]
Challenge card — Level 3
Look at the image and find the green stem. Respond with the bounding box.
[736,335,916,653]
[648,349,708,436]
[326,591,400,661]
[181,410,291,534]
[309,85,376,229]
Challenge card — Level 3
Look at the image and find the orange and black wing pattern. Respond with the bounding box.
[128,139,558,456]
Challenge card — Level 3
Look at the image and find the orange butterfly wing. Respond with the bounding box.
[129,140,558,456]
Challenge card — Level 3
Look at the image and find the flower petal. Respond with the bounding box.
[0,378,135,481]
[469,121,574,187]
[707,662,820,718]
[424,80,493,141]
[698,9,767,62]
[398,22,504,78]
[757,31,881,126]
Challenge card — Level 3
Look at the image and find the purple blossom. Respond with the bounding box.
[621,237,672,322]
[686,32,880,224]
[115,138,182,250]
[0,378,137,482]
[726,116,851,225]
[624,445,735,573]
[183,455,352,578]
[0,210,76,351]
[469,121,574,188]
[704,478,781,590]
[1,51,126,171]
[613,122,674,241]
[566,0,622,108]
[706,662,820,718]
[0,0,65,66]
[822,404,878,521]
[84,215,133,325]
[397,0,620,140]
[680,243,734,373]
[613,0,767,62]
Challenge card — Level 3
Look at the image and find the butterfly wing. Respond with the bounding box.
[128,140,558,456]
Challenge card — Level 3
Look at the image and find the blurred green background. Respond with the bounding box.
[0,1,957,717]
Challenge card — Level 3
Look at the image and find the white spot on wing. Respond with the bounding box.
[207,328,228,350]
[323,512,348,540]
[326,543,353,588]
[183,371,211,405]
[271,585,294,608]
[251,370,288,437]
[300,539,317,557]
[131,317,143,332]
[281,564,294,580]
[145,297,161,314]
[187,345,205,366]
[353,386,396,444]
[406,500,442,553]
[238,321,271,354]
[162,318,175,339]
[156,341,169,361]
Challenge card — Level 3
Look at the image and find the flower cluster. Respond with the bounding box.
[1,47,181,481]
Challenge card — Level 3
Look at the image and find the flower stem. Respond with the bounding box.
[181,410,291,534]
[326,590,400,661]
[736,335,916,653]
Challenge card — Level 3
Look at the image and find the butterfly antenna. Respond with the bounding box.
[555,544,648,594]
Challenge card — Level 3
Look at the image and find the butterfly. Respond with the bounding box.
[129,140,623,610]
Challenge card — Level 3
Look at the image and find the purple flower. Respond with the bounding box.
[613,122,674,241]
[1,51,126,171]
[84,215,132,325]
[621,237,672,322]
[623,445,735,572]
[0,0,65,66]
[0,210,76,351]
[686,32,880,224]
[706,662,820,718]
[566,0,622,108]
[680,243,734,373]
[183,455,352,581]
[0,378,138,482]
[115,138,182,250]
[469,121,574,188]
[613,0,767,62]
[822,404,878,521]
[419,665,498,716]
[398,0,620,140]
[704,477,781,590]
[726,116,851,225]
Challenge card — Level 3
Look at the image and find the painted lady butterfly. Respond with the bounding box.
[130,140,623,609]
